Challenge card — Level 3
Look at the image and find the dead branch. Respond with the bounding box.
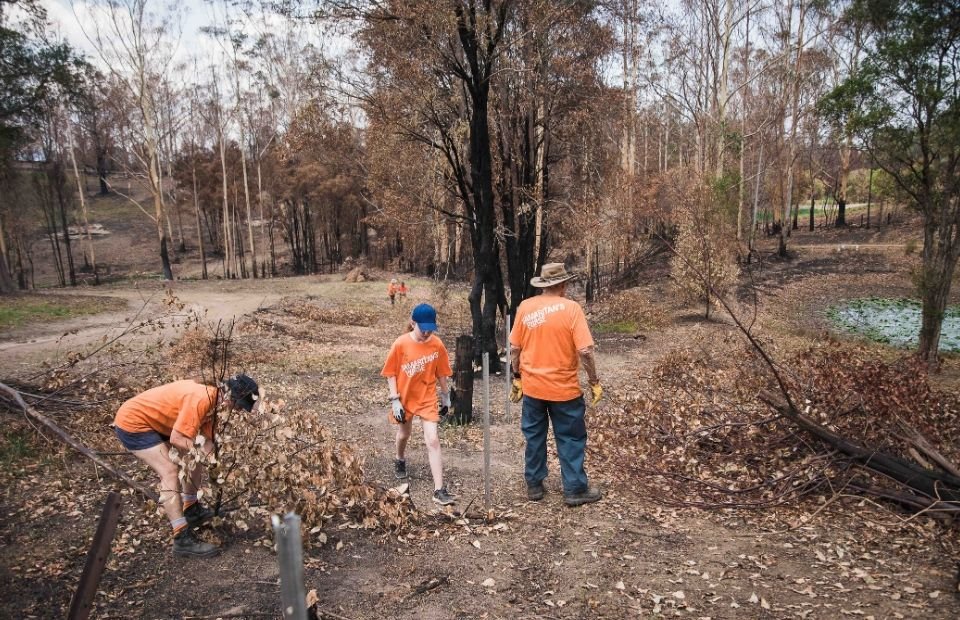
[760,390,960,506]
[897,420,960,479]
[0,381,159,502]
[403,575,449,601]
[654,228,960,515]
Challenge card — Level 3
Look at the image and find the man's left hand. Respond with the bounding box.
[590,383,603,406]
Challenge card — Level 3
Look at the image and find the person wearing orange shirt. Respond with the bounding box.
[113,374,259,557]
[381,303,455,505]
[509,263,603,506]
[388,278,398,306]
[398,281,409,303]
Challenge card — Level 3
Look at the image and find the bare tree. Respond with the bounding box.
[76,0,182,280]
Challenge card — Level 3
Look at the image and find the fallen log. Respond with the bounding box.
[759,390,960,506]
[0,381,159,502]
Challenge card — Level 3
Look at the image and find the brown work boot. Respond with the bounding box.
[564,487,602,507]
[173,528,218,558]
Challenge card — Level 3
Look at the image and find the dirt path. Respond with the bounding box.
[0,277,322,377]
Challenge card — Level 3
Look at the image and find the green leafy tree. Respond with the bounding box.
[0,0,85,293]
[820,0,960,362]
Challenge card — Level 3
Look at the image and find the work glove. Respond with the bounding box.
[390,398,405,423]
[439,391,451,419]
[509,378,523,403]
[589,383,603,406]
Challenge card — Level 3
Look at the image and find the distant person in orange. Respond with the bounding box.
[113,374,259,557]
[509,263,603,506]
[381,303,455,505]
[388,278,398,306]
[398,280,409,303]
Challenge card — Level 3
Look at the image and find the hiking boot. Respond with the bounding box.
[173,528,218,558]
[394,458,408,480]
[527,482,545,501]
[184,502,215,528]
[564,487,602,507]
[432,486,456,506]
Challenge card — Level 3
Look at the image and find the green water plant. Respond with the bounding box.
[827,298,960,352]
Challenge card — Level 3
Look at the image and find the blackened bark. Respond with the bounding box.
[455,1,509,373]
[836,197,847,227]
[452,334,475,424]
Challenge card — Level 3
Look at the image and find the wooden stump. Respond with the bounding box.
[452,334,474,424]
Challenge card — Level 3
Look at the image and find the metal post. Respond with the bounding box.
[272,512,307,620]
[504,314,511,423]
[482,352,491,511]
[68,492,122,620]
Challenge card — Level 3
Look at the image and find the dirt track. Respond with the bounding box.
[0,277,321,376]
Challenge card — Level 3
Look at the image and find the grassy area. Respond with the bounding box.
[756,202,875,222]
[0,293,126,330]
[0,429,34,467]
[593,319,639,334]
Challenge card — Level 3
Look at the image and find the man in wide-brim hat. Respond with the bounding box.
[508,262,604,507]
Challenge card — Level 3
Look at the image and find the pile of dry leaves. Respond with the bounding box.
[280,296,379,327]
[202,395,418,542]
[592,337,960,527]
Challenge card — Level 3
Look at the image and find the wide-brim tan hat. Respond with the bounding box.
[530,263,578,288]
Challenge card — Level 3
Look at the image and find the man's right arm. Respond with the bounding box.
[578,346,600,385]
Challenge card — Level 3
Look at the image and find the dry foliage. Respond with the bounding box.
[786,345,960,465]
[165,327,227,381]
[592,339,960,520]
[281,297,378,327]
[208,396,418,542]
[589,288,670,331]
[666,171,740,317]
[344,266,369,282]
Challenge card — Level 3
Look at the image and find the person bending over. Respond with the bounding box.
[113,374,259,557]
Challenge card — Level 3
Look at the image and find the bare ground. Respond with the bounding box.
[2,228,960,619]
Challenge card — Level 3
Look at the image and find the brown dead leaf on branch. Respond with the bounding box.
[210,396,418,542]
[591,337,960,538]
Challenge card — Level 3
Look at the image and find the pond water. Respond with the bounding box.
[827,298,960,352]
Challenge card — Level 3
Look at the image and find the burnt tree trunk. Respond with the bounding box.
[452,334,475,425]
[836,197,847,227]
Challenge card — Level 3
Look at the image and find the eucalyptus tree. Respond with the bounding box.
[77,0,182,280]
[822,0,960,362]
[0,0,85,292]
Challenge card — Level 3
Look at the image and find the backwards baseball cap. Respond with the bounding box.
[411,303,438,332]
[225,373,259,412]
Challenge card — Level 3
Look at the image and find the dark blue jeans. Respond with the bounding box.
[521,394,589,495]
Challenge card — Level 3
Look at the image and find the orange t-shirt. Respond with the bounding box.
[509,294,594,401]
[388,283,398,295]
[381,333,452,418]
[114,380,218,439]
